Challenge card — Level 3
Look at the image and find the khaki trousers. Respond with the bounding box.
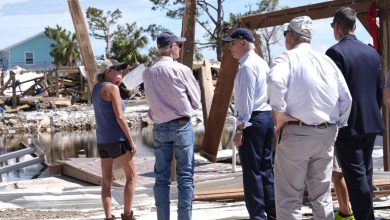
[275,124,337,220]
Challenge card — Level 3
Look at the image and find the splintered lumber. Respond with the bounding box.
[19,96,72,107]
[194,188,244,201]
[56,67,80,74]
[200,41,239,162]
[4,104,30,113]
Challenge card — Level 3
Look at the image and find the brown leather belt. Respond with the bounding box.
[286,121,335,128]
[172,116,190,124]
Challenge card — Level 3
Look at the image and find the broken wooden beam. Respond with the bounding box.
[240,0,373,29]
[200,43,239,162]
[67,0,97,95]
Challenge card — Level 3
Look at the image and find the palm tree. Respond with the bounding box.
[44,25,81,67]
[111,22,151,66]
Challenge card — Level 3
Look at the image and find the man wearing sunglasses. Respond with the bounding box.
[326,7,384,220]
[267,16,352,219]
[223,28,276,220]
[142,31,201,220]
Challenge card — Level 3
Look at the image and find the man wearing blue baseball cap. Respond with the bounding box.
[143,31,201,220]
[223,27,276,220]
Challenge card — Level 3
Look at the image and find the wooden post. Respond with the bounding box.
[180,0,197,68]
[11,73,17,109]
[67,0,97,96]
[79,69,84,96]
[199,60,215,125]
[200,44,239,162]
[55,70,59,97]
[0,70,4,87]
[379,0,390,171]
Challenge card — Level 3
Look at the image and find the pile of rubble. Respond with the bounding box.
[0,102,149,135]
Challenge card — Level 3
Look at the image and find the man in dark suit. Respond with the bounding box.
[326,7,385,220]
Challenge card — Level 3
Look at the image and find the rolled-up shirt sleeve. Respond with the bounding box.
[267,53,290,112]
[234,65,256,127]
[336,68,352,127]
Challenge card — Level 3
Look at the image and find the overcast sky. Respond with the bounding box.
[0,0,372,60]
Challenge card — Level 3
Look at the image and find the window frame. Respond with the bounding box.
[24,51,34,65]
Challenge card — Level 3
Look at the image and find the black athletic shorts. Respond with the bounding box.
[97,140,131,159]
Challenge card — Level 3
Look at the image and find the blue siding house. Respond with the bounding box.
[0,32,55,71]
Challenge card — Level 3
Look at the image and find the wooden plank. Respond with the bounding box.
[60,158,124,187]
[67,0,97,94]
[180,0,197,69]
[379,0,390,171]
[11,74,16,109]
[56,67,80,74]
[199,60,215,125]
[200,43,239,162]
[0,147,35,163]
[55,71,59,97]
[0,77,12,95]
[0,71,4,87]
[240,0,372,29]
[19,96,72,106]
[194,178,390,201]
[0,156,44,175]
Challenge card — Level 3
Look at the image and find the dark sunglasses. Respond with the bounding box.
[330,22,335,28]
[170,43,183,48]
[283,30,289,37]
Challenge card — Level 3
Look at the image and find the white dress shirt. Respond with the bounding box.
[234,50,272,128]
[267,43,352,127]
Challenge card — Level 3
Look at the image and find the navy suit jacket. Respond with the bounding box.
[326,35,384,135]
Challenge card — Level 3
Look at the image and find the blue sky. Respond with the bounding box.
[0,0,372,61]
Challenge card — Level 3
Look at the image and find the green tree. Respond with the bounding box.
[149,0,281,62]
[85,7,122,59]
[150,0,226,61]
[111,23,151,66]
[44,25,80,67]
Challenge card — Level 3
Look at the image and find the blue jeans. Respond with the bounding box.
[153,119,195,220]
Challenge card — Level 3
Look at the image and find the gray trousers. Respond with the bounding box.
[275,124,337,220]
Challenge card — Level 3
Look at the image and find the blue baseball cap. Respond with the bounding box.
[157,31,186,48]
[223,28,255,43]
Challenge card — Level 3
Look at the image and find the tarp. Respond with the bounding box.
[122,64,145,90]
[2,71,44,96]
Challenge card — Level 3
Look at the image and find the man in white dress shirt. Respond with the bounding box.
[223,28,276,220]
[267,16,352,220]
